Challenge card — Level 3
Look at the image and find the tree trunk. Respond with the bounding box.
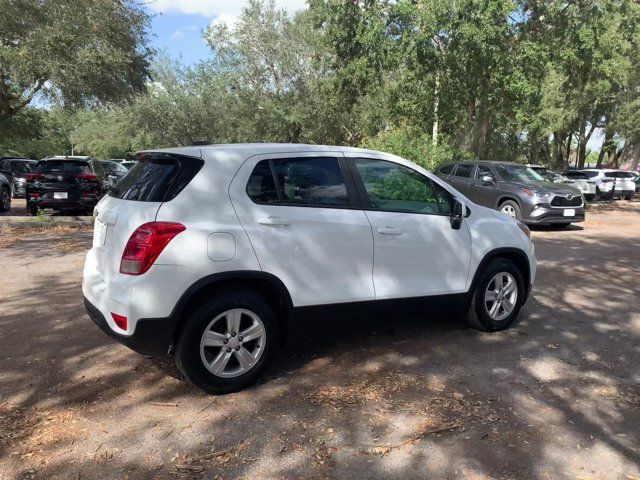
[432,70,440,145]
[565,133,573,171]
[470,95,490,158]
[552,132,565,170]
[577,118,587,169]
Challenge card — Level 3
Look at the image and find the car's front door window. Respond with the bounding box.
[353,159,451,215]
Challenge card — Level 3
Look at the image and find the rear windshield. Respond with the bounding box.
[605,171,634,178]
[109,153,203,202]
[565,171,588,179]
[580,171,599,178]
[11,160,35,173]
[37,160,91,174]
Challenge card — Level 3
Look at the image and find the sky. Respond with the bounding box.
[147,0,307,65]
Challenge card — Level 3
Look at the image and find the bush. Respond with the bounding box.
[360,126,472,172]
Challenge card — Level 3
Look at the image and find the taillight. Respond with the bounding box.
[119,222,186,275]
[77,173,98,182]
[27,173,43,182]
[602,178,613,183]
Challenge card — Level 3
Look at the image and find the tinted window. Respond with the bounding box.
[565,171,588,179]
[101,161,128,176]
[354,159,449,214]
[454,164,473,178]
[605,171,634,178]
[110,154,203,202]
[247,161,278,203]
[37,160,91,175]
[439,164,454,175]
[11,160,34,173]
[580,171,599,178]
[476,165,494,180]
[271,157,348,207]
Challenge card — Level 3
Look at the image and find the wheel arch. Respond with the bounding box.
[470,248,531,302]
[169,271,294,349]
[495,195,523,211]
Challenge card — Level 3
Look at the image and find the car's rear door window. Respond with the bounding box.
[439,164,454,175]
[247,157,349,207]
[109,153,204,202]
[11,160,34,173]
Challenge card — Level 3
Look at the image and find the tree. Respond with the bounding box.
[0,0,152,120]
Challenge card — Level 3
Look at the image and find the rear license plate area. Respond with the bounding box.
[54,192,68,199]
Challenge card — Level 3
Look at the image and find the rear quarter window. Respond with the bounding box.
[109,153,204,202]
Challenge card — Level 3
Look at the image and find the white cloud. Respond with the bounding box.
[170,30,185,40]
[149,0,307,19]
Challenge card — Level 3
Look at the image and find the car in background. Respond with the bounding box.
[0,173,11,212]
[121,161,137,170]
[0,157,37,198]
[26,156,106,215]
[561,170,597,201]
[579,169,636,200]
[100,160,130,191]
[437,161,584,227]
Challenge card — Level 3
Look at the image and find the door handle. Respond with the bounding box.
[259,216,291,226]
[378,227,403,236]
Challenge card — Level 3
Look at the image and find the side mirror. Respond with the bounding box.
[481,175,495,185]
[450,198,465,230]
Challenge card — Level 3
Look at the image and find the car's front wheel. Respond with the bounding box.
[175,289,280,394]
[467,258,525,332]
[498,200,521,220]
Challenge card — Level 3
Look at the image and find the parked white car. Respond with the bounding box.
[580,169,636,200]
[83,144,536,393]
[562,171,597,201]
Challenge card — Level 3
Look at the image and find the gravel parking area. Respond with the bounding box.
[1,202,639,480]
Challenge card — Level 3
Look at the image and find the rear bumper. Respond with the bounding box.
[84,297,175,356]
[28,198,98,210]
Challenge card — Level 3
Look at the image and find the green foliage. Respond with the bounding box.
[361,127,471,171]
[0,0,152,119]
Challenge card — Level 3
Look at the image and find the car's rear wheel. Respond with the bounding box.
[467,258,524,332]
[175,289,279,394]
[0,186,11,212]
[499,200,521,220]
[584,194,595,201]
[625,194,634,201]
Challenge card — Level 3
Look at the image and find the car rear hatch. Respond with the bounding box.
[30,160,99,200]
[91,152,204,282]
[605,172,636,191]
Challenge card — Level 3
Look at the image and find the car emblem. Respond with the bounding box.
[566,194,573,200]
[57,175,63,181]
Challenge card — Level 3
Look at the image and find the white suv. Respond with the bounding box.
[579,169,636,200]
[83,145,536,393]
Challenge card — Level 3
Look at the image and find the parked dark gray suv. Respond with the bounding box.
[437,161,585,227]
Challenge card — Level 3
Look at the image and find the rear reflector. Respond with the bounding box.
[27,173,43,182]
[111,313,128,330]
[120,222,186,275]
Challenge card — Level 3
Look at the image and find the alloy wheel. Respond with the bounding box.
[484,272,518,321]
[501,204,516,218]
[1,189,10,210]
[199,308,266,378]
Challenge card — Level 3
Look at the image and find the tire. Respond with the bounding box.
[175,288,280,394]
[467,258,525,332]
[498,199,521,220]
[555,222,572,228]
[584,194,595,202]
[625,194,633,201]
[0,186,11,212]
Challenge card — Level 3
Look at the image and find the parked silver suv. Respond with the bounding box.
[437,161,585,227]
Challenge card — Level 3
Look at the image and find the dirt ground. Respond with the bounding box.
[1,201,639,480]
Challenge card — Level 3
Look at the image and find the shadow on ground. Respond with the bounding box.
[0,206,639,480]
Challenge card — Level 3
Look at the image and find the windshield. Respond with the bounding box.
[12,160,35,173]
[495,164,545,182]
[565,171,588,179]
[101,161,128,176]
